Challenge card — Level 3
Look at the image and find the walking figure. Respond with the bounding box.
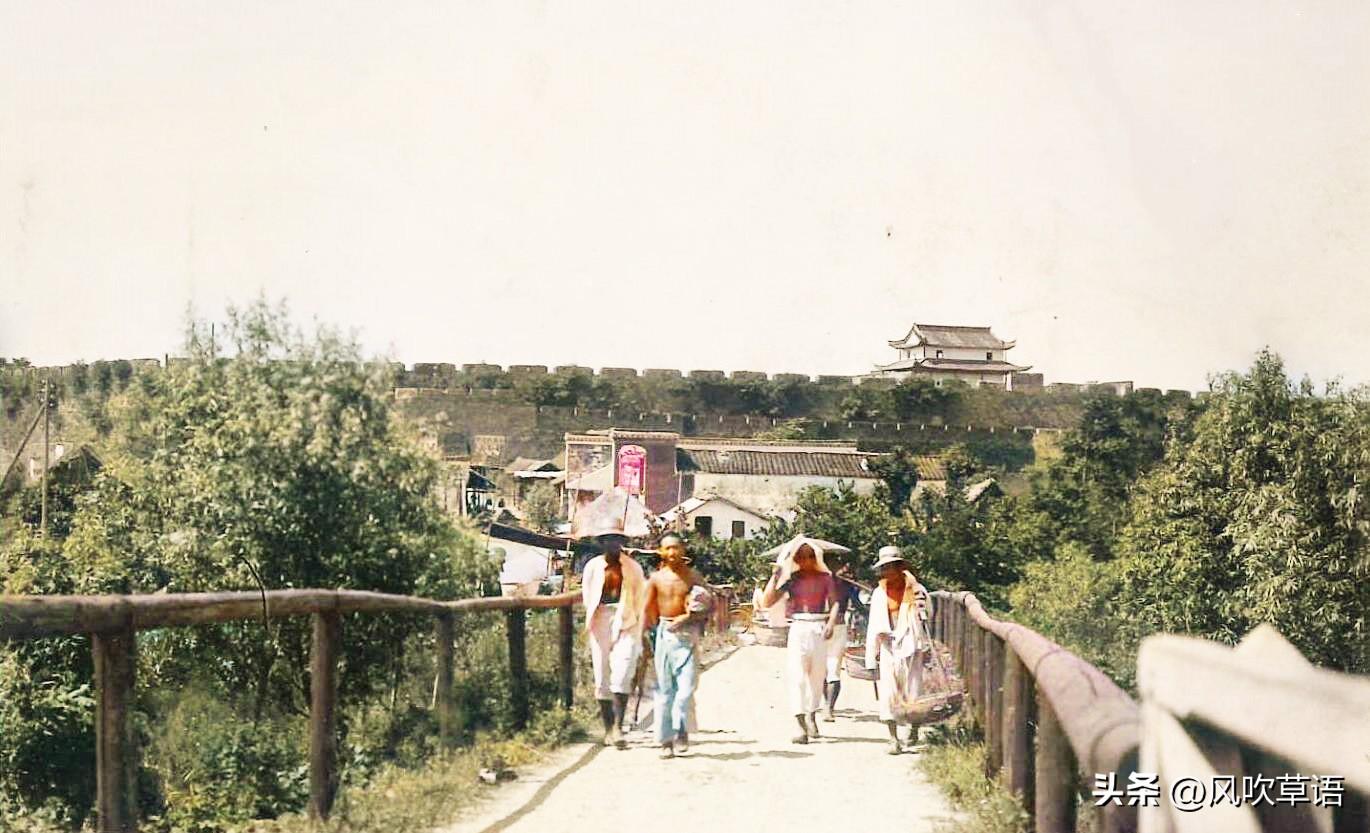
[760,538,841,744]
[580,518,646,749]
[641,534,712,759]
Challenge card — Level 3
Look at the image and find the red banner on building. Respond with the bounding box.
[616,445,647,495]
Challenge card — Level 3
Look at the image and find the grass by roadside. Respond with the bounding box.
[917,720,1101,833]
[916,722,1029,833]
[242,706,594,833]
[244,630,738,833]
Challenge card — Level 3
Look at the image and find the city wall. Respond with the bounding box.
[1,360,1197,468]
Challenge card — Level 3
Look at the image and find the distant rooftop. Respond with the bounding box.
[889,323,1016,351]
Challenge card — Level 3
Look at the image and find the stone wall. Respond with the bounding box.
[2,360,1198,475]
[390,389,1054,466]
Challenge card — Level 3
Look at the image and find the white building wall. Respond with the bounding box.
[925,346,1004,361]
[692,473,880,518]
[679,497,771,539]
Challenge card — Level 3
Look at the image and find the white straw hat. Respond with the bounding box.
[872,545,909,570]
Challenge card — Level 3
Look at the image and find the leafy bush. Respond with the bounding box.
[1006,543,1134,688]
[145,687,309,831]
[1114,351,1370,673]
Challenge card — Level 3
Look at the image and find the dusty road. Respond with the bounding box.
[478,642,958,833]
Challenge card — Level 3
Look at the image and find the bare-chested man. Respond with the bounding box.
[641,534,711,759]
[581,523,646,749]
[761,539,840,744]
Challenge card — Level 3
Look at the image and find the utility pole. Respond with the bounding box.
[40,376,49,538]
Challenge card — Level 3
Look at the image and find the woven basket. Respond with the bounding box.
[752,622,789,648]
[890,640,963,725]
[843,646,877,681]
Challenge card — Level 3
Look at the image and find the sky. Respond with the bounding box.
[2,2,1368,391]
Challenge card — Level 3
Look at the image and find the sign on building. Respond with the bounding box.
[617,445,647,495]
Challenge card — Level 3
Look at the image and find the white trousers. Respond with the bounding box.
[824,623,848,683]
[877,640,924,723]
[787,620,828,716]
[588,605,641,700]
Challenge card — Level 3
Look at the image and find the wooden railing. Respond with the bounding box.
[0,589,583,833]
[931,591,1141,833]
[1136,625,1370,833]
[1,580,740,833]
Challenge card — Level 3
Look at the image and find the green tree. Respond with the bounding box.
[677,532,775,588]
[61,300,496,712]
[1000,391,1182,563]
[914,483,1020,609]
[1114,351,1370,673]
[0,302,503,826]
[837,386,889,421]
[1007,542,1133,687]
[869,447,920,514]
[890,377,954,420]
[752,418,808,441]
[521,482,563,533]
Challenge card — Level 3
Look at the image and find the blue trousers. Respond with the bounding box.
[654,622,699,743]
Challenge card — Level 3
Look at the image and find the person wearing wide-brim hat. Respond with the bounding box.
[864,546,931,754]
[760,537,842,744]
[579,514,646,749]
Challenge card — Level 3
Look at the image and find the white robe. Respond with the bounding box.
[865,574,929,723]
[581,555,646,699]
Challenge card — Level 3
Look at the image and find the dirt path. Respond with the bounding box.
[465,642,958,833]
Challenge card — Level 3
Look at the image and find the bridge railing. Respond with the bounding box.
[1136,626,1370,833]
[931,590,1141,833]
[1,579,740,833]
[0,589,584,833]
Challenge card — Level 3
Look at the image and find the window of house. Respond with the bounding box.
[986,351,993,361]
[731,520,745,538]
[935,349,943,358]
[694,516,713,537]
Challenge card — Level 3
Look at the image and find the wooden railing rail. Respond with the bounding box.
[0,589,581,833]
[1136,626,1370,833]
[1,582,739,833]
[931,590,1141,833]
[0,588,581,640]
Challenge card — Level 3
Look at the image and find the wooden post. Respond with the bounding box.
[309,611,341,821]
[953,605,967,675]
[558,604,574,710]
[966,621,981,725]
[40,378,49,538]
[435,613,455,747]
[1035,684,1077,833]
[507,608,529,729]
[94,626,136,833]
[1001,645,1035,814]
[984,632,1004,779]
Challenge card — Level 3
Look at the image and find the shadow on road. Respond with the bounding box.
[686,750,812,761]
[683,739,758,746]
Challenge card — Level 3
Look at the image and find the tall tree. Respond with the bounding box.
[62,300,496,711]
[1115,351,1370,672]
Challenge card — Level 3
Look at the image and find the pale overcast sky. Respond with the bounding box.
[2,2,1368,390]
